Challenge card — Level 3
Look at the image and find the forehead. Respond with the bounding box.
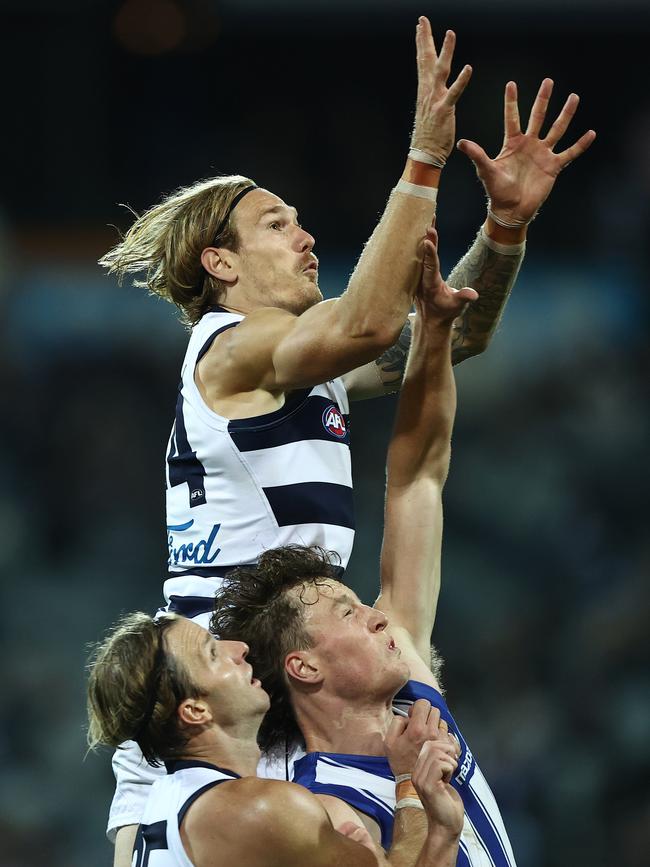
[165,616,212,660]
[233,188,298,227]
[293,580,361,619]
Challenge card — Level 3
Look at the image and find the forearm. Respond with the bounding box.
[414,829,460,867]
[448,220,526,364]
[386,806,428,867]
[336,161,439,345]
[386,316,455,486]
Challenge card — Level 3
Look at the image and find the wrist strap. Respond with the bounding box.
[394,774,412,784]
[395,180,438,202]
[409,147,446,169]
[396,797,425,810]
[480,226,526,256]
[396,779,420,802]
[487,206,536,229]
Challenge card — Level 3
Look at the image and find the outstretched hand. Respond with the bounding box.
[411,18,472,165]
[457,78,596,225]
[417,220,478,320]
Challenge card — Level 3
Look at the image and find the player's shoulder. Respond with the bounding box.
[188,776,324,830]
[185,777,331,865]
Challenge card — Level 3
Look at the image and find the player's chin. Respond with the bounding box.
[293,284,323,314]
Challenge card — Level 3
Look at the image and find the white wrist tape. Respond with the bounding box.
[408,147,446,168]
[487,206,536,229]
[395,180,438,202]
[394,774,412,784]
[396,798,425,810]
[479,226,526,256]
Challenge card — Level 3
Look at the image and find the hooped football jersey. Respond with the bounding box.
[292,680,517,866]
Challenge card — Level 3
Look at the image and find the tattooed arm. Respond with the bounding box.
[341,223,524,400]
[447,224,524,364]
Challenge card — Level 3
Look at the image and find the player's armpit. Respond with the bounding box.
[342,318,413,401]
[182,778,382,867]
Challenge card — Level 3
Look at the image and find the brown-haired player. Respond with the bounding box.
[87,610,465,867]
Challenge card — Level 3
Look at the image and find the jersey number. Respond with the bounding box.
[133,820,168,867]
[167,390,207,508]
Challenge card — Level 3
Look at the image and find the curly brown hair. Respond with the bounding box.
[99,174,255,326]
[86,612,206,766]
[211,546,341,757]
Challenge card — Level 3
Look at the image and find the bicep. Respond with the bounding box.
[271,300,396,391]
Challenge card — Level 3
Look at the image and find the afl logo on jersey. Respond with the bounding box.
[322,404,347,439]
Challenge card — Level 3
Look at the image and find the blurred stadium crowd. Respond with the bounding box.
[1,1,648,865]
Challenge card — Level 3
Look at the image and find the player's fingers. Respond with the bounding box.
[408,699,434,730]
[525,77,553,137]
[556,128,597,166]
[456,139,491,173]
[436,737,461,758]
[503,81,521,138]
[448,731,461,758]
[434,29,456,82]
[440,755,457,784]
[337,822,377,854]
[445,64,472,106]
[416,17,437,83]
[412,739,440,785]
[424,706,441,738]
[386,713,409,741]
[544,92,580,147]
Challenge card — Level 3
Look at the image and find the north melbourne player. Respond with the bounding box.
[87,611,466,867]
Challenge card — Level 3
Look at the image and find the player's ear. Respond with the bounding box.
[201,247,239,284]
[285,651,323,686]
[178,697,212,727]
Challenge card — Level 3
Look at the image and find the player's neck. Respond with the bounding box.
[297,694,394,757]
[181,728,261,778]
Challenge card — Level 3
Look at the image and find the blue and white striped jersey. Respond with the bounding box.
[163,306,355,614]
[132,760,238,867]
[292,680,517,867]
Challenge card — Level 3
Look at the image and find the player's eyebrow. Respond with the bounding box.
[331,592,358,610]
[256,204,299,223]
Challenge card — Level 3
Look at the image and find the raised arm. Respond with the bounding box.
[452,76,595,359]
[343,77,596,399]
[206,21,472,397]
[374,224,475,664]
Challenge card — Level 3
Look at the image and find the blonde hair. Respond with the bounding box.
[86,612,204,766]
[99,174,255,326]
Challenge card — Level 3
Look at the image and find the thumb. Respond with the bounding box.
[457,139,491,172]
[454,286,478,303]
[337,822,377,854]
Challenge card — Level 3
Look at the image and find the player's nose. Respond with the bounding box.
[224,640,249,662]
[367,606,388,632]
[296,226,315,253]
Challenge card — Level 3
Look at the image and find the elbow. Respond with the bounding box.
[336,317,405,355]
[367,316,405,354]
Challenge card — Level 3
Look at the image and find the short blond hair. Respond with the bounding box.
[99,174,255,326]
